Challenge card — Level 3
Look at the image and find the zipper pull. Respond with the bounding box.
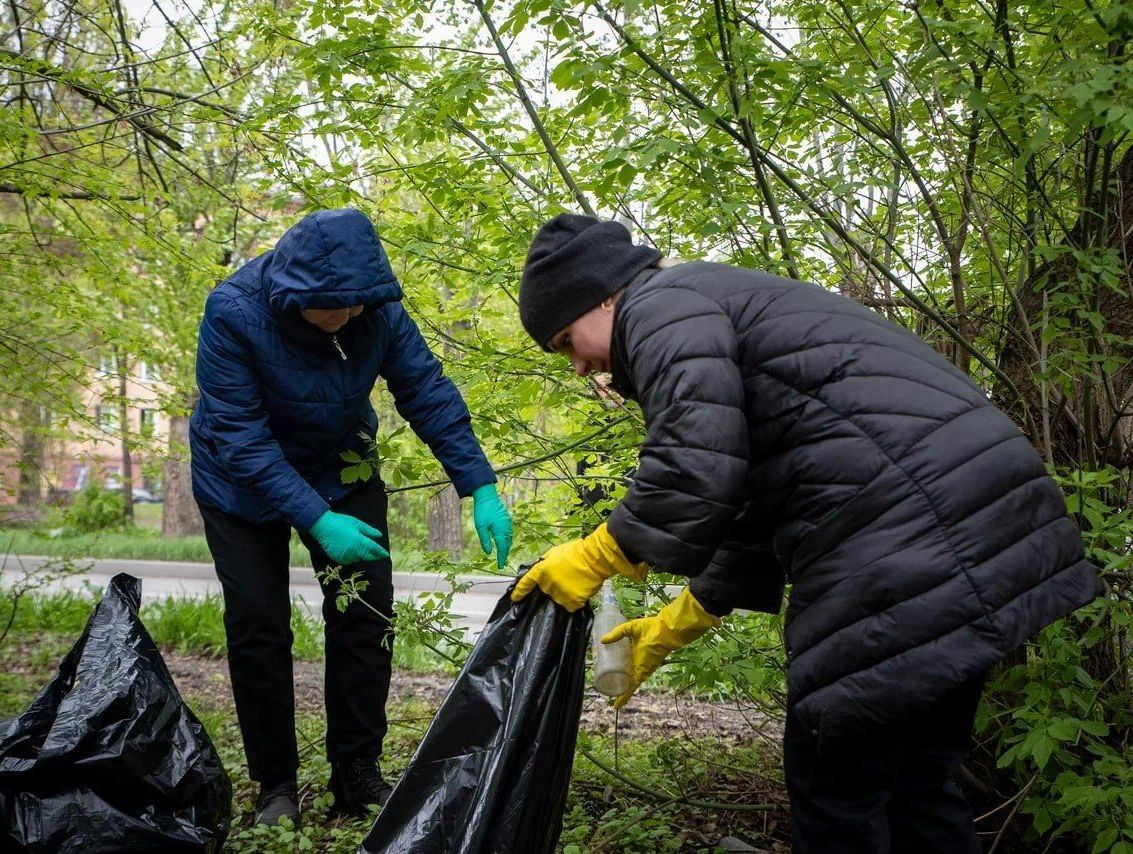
[331,335,347,361]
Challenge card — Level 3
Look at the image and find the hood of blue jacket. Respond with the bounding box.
[266,208,403,313]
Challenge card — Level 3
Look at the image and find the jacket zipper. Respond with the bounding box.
[331,335,347,361]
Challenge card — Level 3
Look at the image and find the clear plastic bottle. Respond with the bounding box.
[592,584,633,697]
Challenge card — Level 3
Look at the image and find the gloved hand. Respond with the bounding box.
[601,586,720,708]
[309,510,389,566]
[511,522,646,612]
[471,484,513,569]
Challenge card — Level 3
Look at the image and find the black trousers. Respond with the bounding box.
[198,479,394,786]
[784,675,985,854]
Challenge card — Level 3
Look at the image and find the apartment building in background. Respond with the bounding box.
[1,353,169,505]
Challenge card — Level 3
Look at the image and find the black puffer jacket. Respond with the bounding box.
[606,262,1099,743]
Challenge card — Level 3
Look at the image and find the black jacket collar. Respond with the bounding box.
[609,267,659,400]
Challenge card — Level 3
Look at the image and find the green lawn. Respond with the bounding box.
[0,492,515,576]
[132,501,164,530]
[0,524,312,565]
[0,520,503,575]
[0,528,492,575]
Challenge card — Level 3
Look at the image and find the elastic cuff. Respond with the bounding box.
[470,483,497,502]
[688,577,734,618]
[670,587,721,633]
[293,497,331,533]
[595,522,648,581]
[452,464,497,498]
[614,561,648,582]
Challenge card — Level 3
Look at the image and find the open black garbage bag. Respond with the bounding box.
[0,573,231,853]
[361,583,591,854]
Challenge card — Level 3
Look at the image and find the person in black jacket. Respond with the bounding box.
[511,213,1099,853]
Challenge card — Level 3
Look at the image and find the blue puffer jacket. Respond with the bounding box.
[190,209,496,529]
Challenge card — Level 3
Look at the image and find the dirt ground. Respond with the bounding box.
[164,651,783,745]
[4,643,1060,853]
[162,652,789,851]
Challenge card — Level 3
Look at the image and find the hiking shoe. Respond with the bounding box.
[255,780,299,826]
[329,757,394,816]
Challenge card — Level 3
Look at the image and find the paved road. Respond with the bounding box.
[0,555,515,636]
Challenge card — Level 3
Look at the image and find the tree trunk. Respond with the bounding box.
[16,400,44,508]
[162,407,203,537]
[997,145,1133,467]
[115,346,134,524]
[427,485,463,557]
[426,301,466,558]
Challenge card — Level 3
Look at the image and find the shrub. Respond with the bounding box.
[63,483,126,533]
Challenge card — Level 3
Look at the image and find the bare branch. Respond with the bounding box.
[0,181,140,200]
[470,0,595,216]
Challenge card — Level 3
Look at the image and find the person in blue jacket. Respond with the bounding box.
[190,208,512,826]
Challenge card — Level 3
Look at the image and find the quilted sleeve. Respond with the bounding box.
[689,504,784,616]
[196,292,329,530]
[607,285,750,574]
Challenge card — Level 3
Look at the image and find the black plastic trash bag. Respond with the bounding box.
[361,583,591,854]
[0,573,232,853]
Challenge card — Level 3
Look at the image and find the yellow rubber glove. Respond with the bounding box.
[511,522,647,612]
[600,587,721,708]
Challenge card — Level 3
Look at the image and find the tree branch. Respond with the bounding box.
[712,0,799,278]
[470,0,594,216]
[0,181,140,200]
[385,414,635,494]
[595,5,1024,404]
[0,48,184,151]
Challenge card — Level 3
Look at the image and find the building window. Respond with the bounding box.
[95,404,118,434]
[140,409,160,435]
[98,353,116,376]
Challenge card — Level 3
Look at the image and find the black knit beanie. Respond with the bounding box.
[519,214,662,349]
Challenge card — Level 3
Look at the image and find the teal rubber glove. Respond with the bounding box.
[471,484,513,569]
[309,510,389,566]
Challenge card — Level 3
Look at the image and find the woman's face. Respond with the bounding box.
[300,305,363,333]
[548,299,616,376]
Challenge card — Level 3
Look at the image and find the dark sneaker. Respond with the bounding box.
[255,780,300,826]
[715,837,767,853]
[329,757,394,816]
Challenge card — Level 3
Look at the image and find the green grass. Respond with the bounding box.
[0,525,311,565]
[0,585,98,637]
[0,525,505,576]
[132,502,164,530]
[0,634,74,717]
[140,594,385,664]
[560,733,783,853]
[0,587,460,671]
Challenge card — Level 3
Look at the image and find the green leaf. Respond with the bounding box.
[1079,720,1109,737]
[1094,829,1119,853]
[696,105,722,126]
[1048,719,1079,741]
[1033,734,1054,769]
